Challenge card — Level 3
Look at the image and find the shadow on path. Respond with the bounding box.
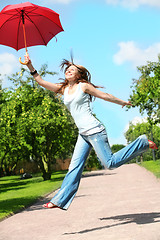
[63,212,160,235]
[82,172,116,178]
[100,212,160,224]
[25,194,89,212]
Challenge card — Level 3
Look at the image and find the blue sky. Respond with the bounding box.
[1,0,160,145]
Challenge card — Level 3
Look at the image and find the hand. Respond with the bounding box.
[24,53,31,65]
[122,101,133,108]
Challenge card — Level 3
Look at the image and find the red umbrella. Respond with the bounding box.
[0,2,64,64]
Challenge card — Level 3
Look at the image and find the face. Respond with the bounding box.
[65,65,79,82]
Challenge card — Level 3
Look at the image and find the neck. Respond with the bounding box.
[68,81,77,88]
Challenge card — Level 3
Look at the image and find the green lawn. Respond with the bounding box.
[0,171,66,221]
[140,160,160,178]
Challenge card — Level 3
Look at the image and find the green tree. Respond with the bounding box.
[85,149,102,170]
[111,144,125,153]
[125,122,151,143]
[127,56,160,160]
[0,65,78,180]
[125,121,160,161]
[128,56,160,124]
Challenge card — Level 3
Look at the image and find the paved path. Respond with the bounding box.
[1,164,160,240]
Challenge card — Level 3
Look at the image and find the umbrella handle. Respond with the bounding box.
[19,52,29,65]
[19,13,28,65]
[19,56,28,65]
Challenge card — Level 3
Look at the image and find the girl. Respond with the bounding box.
[25,56,157,210]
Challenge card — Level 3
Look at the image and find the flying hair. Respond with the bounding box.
[56,55,103,101]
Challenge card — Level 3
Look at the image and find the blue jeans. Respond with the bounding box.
[50,130,149,210]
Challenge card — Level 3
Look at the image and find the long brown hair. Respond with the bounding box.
[56,59,103,101]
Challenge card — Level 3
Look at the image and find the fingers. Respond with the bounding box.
[122,101,133,108]
[128,101,133,106]
[24,53,31,65]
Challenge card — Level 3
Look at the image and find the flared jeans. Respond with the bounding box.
[50,129,149,210]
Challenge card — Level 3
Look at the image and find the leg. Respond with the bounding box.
[84,130,149,169]
[49,134,92,210]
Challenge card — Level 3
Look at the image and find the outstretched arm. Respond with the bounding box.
[24,55,62,93]
[82,83,132,107]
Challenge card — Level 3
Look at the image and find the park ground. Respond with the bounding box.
[0,163,160,240]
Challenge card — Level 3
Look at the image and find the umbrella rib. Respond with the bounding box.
[0,12,20,31]
[25,12,47,46]
[21,6,62,33]
[16,15,22,51]
[30,12,63,31]
[22,6,39,15]
[0,7,63,50]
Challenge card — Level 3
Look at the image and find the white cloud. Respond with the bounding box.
[124,116,148,132]
[105,0,160,9]
[0,53,18,77]
[113,41,160,68]
[110,116,148,145]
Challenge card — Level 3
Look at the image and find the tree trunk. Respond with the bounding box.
[38,157,52,181]
[42,171,51,181]
[0,167,4,177]
[151,131,156,161]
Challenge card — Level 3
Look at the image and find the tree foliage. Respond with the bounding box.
[126,56,160,161]
[128,56,160,124]
[0,65,78,180]
[111,144,125,153]
[85,149,102,170]
[125,121,160,161]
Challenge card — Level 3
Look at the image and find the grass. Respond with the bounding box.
[140,160,160,178]
[0,171,66,221]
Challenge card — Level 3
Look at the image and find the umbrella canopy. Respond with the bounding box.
[0,2,64,51]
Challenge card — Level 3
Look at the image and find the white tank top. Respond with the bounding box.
[64,82,105,135]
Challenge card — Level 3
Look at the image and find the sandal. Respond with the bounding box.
[148,140,158,150]
[43,202,59,209]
